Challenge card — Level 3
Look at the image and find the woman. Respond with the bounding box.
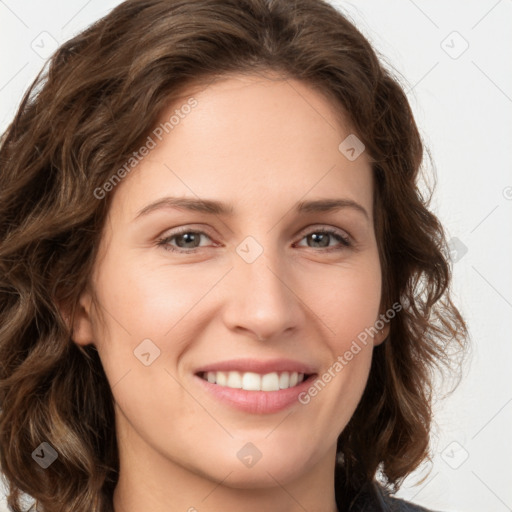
[0,0,467,511]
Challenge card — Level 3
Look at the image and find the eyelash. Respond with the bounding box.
[156,226,352,254]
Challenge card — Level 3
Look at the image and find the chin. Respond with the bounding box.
[187,442,321,489]
[212,460,312,489]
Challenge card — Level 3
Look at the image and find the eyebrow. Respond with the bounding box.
[134,196,369,220]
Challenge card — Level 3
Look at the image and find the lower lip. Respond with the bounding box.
[194,374,317,414]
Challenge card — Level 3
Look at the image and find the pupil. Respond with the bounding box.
[177,233,199,248]
[310,233,329,248]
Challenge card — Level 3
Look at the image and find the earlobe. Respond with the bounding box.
[373,320,390,347]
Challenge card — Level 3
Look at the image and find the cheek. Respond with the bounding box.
[90,258,205,432]
[89,250,227,400]
[294,254,381,410]
[299,265,380,431]
[300,255,382,348]
[93,247,217,341]
[332,277,381,346]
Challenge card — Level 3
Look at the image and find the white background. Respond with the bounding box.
[1,1,511,511]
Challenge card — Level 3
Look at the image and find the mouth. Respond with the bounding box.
[192,359,318,414]
[196,370,313,391]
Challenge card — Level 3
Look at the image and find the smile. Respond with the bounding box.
[197,370,308,391]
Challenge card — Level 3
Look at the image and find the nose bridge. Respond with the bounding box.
[224,233,301,339]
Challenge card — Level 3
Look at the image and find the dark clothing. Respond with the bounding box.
[335,465,439,512]
[342,480,437,512]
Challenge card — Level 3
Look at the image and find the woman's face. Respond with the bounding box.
[73,73,387,492]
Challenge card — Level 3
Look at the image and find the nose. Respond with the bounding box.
[221,243,305,343]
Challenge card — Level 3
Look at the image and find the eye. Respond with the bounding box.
[294,227,352,252]
[157,229,214,253]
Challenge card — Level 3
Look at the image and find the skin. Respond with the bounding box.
[71,72,389,512]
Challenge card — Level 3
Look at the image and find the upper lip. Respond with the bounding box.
[194,358,318,375]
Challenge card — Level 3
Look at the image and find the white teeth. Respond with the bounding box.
[242,372,261,391]
[227,371,243,389]
[278,372,289,389]
[201,370,306,391]
[261,372,279,391]
[216,371,227,386]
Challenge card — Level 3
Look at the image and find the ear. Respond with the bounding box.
[373,321,390,346]
[60,289,96,347]
[373,309,391,347]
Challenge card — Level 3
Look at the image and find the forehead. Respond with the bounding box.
[109,73,374,221]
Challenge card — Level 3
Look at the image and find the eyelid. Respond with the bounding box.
[156,225,216,248]
[296,223,351,239]
[158,224,215,239]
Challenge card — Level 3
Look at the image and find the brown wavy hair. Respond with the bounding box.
[0,0,468,510]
